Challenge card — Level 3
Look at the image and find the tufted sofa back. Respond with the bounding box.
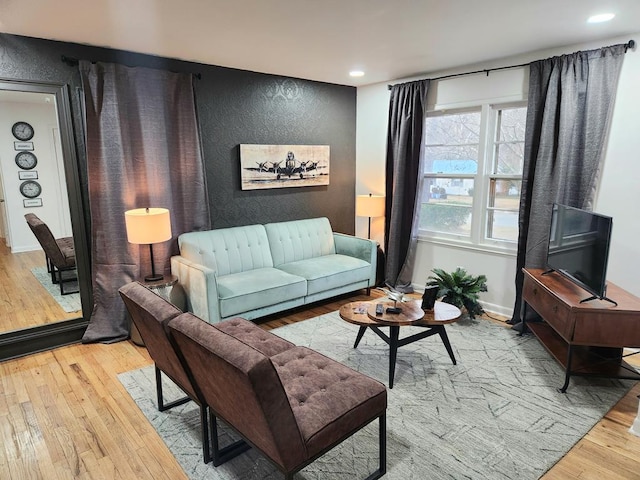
[177,224,274,276]
[265,217,335,267]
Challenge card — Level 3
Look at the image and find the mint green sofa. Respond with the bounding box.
[170,217,377,324]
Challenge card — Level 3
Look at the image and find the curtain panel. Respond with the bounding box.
[80,61,210,343]
[384,79,429,292]
[509,44,626,326]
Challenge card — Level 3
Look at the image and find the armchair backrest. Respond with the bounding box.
[118,282,200,401]
[24,213,68,267]
[168,312,307,468]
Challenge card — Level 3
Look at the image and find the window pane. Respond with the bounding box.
[487,210,519,241]
[425,111,481,145]
[489,179,521,208]
[424,146,478,174]
[419,178,474,236]
[494,106,526,174]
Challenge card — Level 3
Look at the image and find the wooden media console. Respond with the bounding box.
[522,268,640,392]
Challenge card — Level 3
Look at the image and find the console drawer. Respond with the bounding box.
[523,274,573,340]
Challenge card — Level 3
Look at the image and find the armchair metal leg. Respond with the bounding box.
[363,413,386,480]
[210,412,251,466]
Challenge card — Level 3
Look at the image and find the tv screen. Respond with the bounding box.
[546,204,613,300]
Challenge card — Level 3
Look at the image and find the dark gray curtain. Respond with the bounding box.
[80,61,210,343]
[384,79,429,292]
[509,44,626,326]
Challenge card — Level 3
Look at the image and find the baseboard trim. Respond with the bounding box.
[0,318,88,362]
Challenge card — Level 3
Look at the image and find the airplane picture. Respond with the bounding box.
[240,144,330,190]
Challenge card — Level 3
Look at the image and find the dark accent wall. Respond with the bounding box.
[0,33,357,234]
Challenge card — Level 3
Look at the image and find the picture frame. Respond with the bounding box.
[23,198,43,208]
[240,144,330,190]
[14,141,34,151]
[18,170,38,180]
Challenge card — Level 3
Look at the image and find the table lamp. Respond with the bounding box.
[356,193,385,239]
[125,207,172,282]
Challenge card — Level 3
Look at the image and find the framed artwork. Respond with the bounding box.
[240,144,330,190]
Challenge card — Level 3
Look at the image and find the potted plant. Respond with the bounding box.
[426,267,488,319]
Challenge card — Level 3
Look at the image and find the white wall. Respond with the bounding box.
[356,33,640,315]
[0,95,72,252]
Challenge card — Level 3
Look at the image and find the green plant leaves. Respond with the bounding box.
[426,267,488,319]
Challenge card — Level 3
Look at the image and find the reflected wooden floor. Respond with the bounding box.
[0,241,79,333]
[0,289,639,479]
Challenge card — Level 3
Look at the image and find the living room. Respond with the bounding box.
[1,1,640,478]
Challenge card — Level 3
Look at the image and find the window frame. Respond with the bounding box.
[419,101,527,252]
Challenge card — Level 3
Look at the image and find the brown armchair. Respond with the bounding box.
[168,312,388,479]
[24,213,77,295]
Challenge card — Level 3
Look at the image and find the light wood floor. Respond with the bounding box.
[1,290,639,479]
[0,242,79,334]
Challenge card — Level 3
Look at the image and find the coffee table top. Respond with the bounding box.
[339,299,461,327]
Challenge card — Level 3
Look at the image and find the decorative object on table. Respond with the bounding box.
[15,151,38,170]
[421,285,439,310]
[356,193,385,239]
[426,267,488,319]
[125,207,172,282]
[378,286,405,307]
[19,180,42,198]
[239,144,330,190]
[11,121,34,141]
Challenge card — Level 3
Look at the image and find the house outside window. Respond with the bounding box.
[418,103,527,250]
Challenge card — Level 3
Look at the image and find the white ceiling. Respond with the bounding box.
[1,0,639,86]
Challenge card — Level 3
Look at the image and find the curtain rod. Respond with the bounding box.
[60,55,202,79]
[387,39,635,90]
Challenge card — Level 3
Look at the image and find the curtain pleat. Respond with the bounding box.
[509,45,626,326]
[384,79,429,292]
[80,61,210,342]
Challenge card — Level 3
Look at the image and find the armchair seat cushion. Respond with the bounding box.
[56,237,76,266]
[217,267,307,318]
[276,254,372,295]
[270,346,387,458]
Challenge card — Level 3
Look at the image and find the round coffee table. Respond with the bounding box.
[339,299,462,388]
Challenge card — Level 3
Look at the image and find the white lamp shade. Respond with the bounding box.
[356,194,385,218]
[124,207,172,244]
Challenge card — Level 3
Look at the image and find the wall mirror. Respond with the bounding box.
[0,78,90,360]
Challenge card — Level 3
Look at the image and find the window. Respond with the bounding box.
[419,104,527,249]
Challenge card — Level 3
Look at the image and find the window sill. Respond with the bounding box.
[416,234,517,257]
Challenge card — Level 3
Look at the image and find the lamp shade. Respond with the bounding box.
[124,207,172,245]
[356,194,385,218]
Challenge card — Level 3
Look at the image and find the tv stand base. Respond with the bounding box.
[580,294,618,307]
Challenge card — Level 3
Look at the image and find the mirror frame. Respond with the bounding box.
[0,78,91,361]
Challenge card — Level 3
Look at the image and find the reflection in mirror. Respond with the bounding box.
[0,89,80,334]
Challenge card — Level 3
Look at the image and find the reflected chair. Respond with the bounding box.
[24,213,78,295]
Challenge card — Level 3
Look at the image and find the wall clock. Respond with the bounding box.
[19,180,42,198]
[12,121,35,141]
[15,151,38,170]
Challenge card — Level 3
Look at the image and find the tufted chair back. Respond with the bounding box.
[265,217,335,267]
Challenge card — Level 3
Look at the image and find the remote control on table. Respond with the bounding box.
[375,303,384,315]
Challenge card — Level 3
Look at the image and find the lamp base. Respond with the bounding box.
[144,273,164,283]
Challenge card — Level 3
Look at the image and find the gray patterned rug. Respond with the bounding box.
[31,266,81,313]
[118,312,634,479]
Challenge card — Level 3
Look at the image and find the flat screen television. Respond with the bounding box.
[545,203,614,304]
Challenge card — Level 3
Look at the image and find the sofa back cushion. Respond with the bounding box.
[168,313,306,468]
[265,217,336,267]
[178,225,273,275]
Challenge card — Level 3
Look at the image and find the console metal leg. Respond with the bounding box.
[559,344,573,393]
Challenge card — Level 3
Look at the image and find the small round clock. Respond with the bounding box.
[12,121,35,141]
[19,180,42,198]
[15,151,38,170]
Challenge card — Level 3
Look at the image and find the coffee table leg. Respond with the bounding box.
[388,326,400,389]
[436,325,457,365]
[353,326,368,348]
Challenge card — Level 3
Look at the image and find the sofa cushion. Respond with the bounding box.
[217,267,307,318]
[178,224,273,275]
[276,254,372,295]
[271,346,387,459]
[265,217,336,267]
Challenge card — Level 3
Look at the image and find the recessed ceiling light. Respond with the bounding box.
[587,13,615,23]
[349,70,365,77]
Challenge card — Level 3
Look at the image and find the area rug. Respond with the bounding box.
[31,266,81,313]
[118,312,635,479]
